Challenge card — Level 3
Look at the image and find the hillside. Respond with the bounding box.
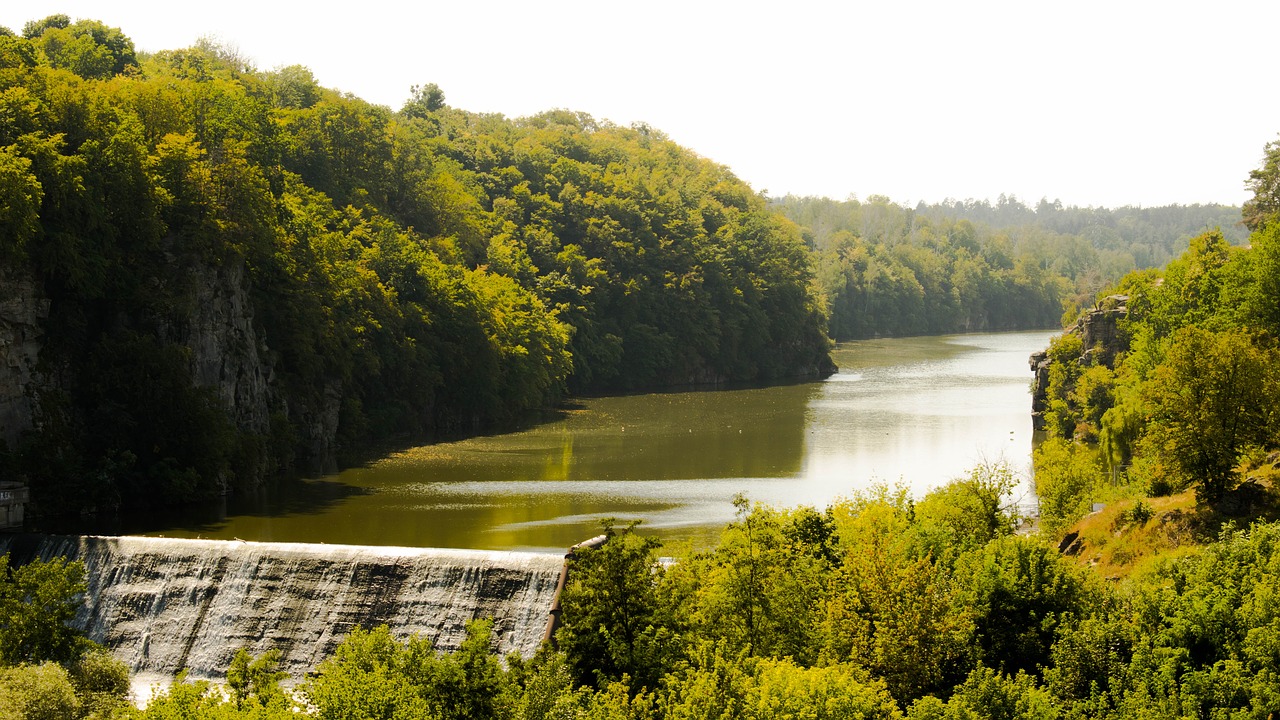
[0,18,832,516]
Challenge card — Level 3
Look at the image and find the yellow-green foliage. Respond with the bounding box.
[1,16,834,512]
[16,474,1280,720]
[0,663,80,720]
[1033,438,1103,539]
[1043,333,1084,439]
[745,659,902,720]
[0,554,131,719]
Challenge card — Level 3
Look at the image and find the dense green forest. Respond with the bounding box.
[2,14,1279,719]
[0,15,1246,518]
[5,467,1280,719]
[7,197,1280,717]
[774,194,1244,339]
[0,17,831,516]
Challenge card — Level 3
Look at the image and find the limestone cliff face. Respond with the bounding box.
[1075,297,1127,368]
[173,260,343,477]
[0,270,50,448]
[0,257,346,494]
[180,261,273,436]
[1029,295,1128,430]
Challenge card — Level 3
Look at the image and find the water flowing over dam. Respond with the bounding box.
[0,534,564,685]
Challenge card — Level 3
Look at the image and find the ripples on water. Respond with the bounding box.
[143,330,1057,551]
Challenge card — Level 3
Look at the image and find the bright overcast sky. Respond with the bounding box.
[5,1,1278,209]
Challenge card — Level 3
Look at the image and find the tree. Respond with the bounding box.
[303,622,513,720]
[744,658,902,720]
[1032,439,1102,539]
[403,82,446,118]
[1140,327,1280,505]
[0,146,42,261]
[226,648,286,710]
[0,663,81,720]
[266,64,321,109]
[1243,136,1280,232]
[21,14,70,39]
[28,18,137,79]
[557,520,674,690]
[0,554,88,666]
[958,536,1091,677]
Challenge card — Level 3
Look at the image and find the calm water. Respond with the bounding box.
[145,330,1055,552]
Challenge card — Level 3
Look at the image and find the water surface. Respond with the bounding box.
[148,331,1054,551]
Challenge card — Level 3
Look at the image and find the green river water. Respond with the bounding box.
[142,330,1056,552]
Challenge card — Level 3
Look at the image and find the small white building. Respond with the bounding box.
[0,481,28,530]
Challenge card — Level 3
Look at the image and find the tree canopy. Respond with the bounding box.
[0,19,831,514]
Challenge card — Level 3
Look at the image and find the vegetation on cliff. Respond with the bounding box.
[0,17,831,515]
[1033,193,1280,539]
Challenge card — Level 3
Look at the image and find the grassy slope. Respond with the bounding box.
[1059,453,1280,579]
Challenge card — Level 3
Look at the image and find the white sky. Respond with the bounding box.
[5,1,1278,209]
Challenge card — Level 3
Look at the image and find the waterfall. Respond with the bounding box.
[0,535,564,686]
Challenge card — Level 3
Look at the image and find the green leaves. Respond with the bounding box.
[303,622,514,720]
[0,554,88,666]
[1141,327,1280,504]
[25,17,137,80]
[0,144,41,260]
[558,521,675,691]
[956,536,1091,677]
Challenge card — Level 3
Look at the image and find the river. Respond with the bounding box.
[140,330,1056,552]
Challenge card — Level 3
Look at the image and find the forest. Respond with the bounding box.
[8,185,1279,716]
[3,12,1280,720]
[773,195,1243,340]
[0,17,1243,519]
[0,17,833,517]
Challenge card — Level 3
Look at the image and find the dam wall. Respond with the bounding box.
[0,534,563,684]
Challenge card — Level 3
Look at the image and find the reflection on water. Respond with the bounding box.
[144,330,1056,551]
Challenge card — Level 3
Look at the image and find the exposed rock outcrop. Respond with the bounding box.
[1076,295,1128,368]
[0,255,348,500]
[180,261,273,435]
[1030,295,1129,430]
[1029,349,1051,425]
[0,270,50,448]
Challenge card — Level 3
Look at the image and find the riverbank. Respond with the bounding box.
[53,331,1051,552]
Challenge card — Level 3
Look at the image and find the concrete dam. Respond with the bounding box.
[0,534,564,686]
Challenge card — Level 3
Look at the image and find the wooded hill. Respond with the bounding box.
[0,18,831,514]
[0,15,1248,516]
[773,194,1245,340]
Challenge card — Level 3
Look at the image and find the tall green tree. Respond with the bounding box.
[0,555,88,666]
[1140,327,1280,504]
[558,521,675,691]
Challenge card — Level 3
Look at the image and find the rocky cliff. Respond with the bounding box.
[1030,295,1128,430]
[177,261,273,437]
[0,270,50,448]
[0,255,346,508]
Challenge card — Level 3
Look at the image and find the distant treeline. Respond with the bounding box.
[773,194,1244,340]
